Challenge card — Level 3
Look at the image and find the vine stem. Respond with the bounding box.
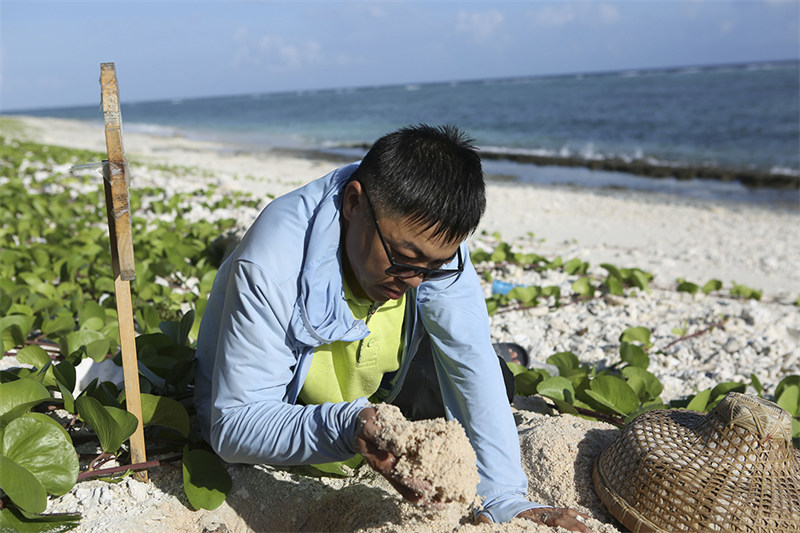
[567,405,625,428]
[662,317,729,350]
[76,455,182,481]
[540,397,625,428]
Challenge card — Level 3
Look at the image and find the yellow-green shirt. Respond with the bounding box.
[298,280,406,405]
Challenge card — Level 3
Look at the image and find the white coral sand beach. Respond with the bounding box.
[3,116,799,532]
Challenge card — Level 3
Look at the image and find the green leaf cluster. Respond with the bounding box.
[729,282,763,301]
[677,277,764,301]
[0,379,79,523]
[510,325,800,444]
[472,242,557,271]
[475,239,658,314]
[1,134,238,526]
[600,263,652,295]
[478,237,768,319]
[485,284,561,315]
[510,326,665,423]
[0,136,250,360]
[676,278,723,295]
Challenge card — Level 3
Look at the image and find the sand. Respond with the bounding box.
[370,404,480,507]
[3,115,799,532]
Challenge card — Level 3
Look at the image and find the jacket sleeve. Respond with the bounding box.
[208,260,369,465]
[418,245,547,522]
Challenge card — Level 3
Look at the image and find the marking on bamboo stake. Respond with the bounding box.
[100,62,147,483]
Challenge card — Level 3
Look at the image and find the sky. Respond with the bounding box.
[1,1,798,112]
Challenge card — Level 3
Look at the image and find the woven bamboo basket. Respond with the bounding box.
[593,392,800,532]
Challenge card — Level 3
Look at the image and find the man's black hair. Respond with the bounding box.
[349,124,485,244]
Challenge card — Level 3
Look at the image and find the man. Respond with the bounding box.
[194,124,589,532]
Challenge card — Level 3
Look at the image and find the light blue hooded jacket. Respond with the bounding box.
[194,163,541,522]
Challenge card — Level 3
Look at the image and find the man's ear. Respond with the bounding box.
[341,180,364,222]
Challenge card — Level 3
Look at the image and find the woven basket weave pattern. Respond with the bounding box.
[593,393,800,532]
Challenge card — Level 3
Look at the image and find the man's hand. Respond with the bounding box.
[354,406,434,505]
[476,507,592,532]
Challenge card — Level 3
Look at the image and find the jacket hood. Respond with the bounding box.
[287,163,370,347]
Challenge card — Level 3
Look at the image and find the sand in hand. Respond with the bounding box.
[372,404,481,508]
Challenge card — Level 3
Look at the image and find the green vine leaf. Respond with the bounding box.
[676,279,699,294]
[75,396,138,454]
[775,376,800,417]
[505,362,528,377]
[0,455,47,514]
[701,279,723,294]
[41,314,75,338]
[619,342,649,369]
[686,388,712,411]
[507,285,541,306]
[514,368,549,397]
[627,269,652,293]
[600,263,622,279]
[619,326,652,349]
[605,276,624,296]
[621,366,663,402]
[571,277,594,298]
[138,393,191,437]
[0,414,79,497]
[730,282,762,301]
[60,330,110,362]
[564,258,588,275]
[537,376,575,403]
[546,351,581,377]
[182,446,232,511]
[0,379,50,428]
[490,242,512,263]
[0,315,32,349]
[0,507,81,532]
[310,454,364,477]
[708,382,747,408]
[52,361,76,397]
[15,346,51,370]
[750,373,764,397]
[160,310,195,346]
[584,375,640,416]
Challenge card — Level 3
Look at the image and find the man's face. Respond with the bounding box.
[341,181,461,303]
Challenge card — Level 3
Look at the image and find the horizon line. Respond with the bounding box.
[2,57,797,115]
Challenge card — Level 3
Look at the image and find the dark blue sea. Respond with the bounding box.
[9,61,800,207]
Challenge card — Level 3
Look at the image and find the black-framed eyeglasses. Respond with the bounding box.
[361,188,463,282]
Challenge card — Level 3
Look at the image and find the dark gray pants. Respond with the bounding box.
[391,335,515,421]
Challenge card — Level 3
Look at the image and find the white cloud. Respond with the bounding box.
[597,4,621,24]
[530,3,620,27]
[532,5,576,27]
[230,27,324,72]
[456,9,505,41]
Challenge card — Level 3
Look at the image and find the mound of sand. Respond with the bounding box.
[371,404,480,507]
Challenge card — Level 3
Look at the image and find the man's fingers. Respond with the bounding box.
[518,508,592,533]
[387,473,440,506]
[475,514,491,525]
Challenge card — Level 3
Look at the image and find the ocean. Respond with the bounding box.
[8,61,799,207]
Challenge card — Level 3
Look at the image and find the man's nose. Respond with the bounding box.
[400,273,425,289]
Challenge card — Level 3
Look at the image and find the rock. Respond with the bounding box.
[127,479,149,502]
[723,337,745,353]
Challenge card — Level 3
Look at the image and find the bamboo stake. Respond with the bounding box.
[100,62,147,482]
